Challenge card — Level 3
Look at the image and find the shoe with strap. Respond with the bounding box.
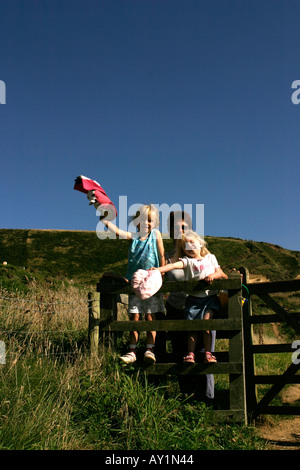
[183,352,195,363]
[144,349,156,364]
[204,351,217,363]
[120,351,136,364]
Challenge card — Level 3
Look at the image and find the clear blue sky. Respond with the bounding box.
[1,0,300,251]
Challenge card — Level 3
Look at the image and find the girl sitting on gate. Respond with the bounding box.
[100,204,165,365]
[151,230,227,364]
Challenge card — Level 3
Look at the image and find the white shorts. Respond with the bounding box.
[128,293,165,315]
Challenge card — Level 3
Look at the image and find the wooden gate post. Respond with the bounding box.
[239,267,257,420]
[227,272,247,423]
[97,276,119,350]
[88,291,100,356]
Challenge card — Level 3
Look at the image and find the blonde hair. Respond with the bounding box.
[131,204,160,229]
[175,230,210,259]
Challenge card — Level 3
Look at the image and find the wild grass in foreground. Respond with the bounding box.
[0,283,268,450]
[0,347,267,450]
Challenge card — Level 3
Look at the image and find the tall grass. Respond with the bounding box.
[0,349,266,450]
[0,283,268,450]
[0,353,81,449]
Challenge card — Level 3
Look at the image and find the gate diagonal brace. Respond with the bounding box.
[258,293,300,336]
[255,361,300,416]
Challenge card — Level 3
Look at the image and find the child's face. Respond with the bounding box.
[138,212,156,234]
[183,236,202,258]
[173,219,189,240]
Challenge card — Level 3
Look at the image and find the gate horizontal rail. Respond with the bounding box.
[98,319,242,332]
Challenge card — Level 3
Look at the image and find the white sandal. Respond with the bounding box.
[120,351,136,364]
[144,350,156,364]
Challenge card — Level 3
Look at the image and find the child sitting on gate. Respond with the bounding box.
[100,204,165,365]
[151,230,227,364]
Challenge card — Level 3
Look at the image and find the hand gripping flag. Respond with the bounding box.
[74,175,117,220]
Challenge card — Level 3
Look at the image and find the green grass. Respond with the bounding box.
[0,229,299,450]
[0,279,269,451]
[0,348,266,450]
[0,355,78,450]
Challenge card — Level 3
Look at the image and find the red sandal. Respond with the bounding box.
[183,352,195,363]
[204,352,217,363]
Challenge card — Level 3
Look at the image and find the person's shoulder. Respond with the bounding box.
[179,255,190,267]
[152,228,162,238]
[205,253,219,264]
[204,252,215,259]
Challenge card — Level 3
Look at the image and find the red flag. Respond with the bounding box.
[74,175,117,220]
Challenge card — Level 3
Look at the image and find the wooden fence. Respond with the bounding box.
[89,271,247,424]
[88,269,300,424]
[241,268,300,420]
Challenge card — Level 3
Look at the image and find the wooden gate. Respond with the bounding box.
[241,268,300,420]
[89,271,247,424]
[88,269,300,423]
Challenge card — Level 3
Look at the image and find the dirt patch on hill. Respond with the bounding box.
[249,275,270,283]
[258,416,300,450]
[281,385,300,404]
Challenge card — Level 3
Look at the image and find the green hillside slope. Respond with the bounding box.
[0,228,299,285]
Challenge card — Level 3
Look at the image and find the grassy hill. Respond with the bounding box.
[0,228,299,450]
[0,228,299,286]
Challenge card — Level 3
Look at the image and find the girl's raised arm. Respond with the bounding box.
[102,220,133,240]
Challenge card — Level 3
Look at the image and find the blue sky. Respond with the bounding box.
[1,0,300,251]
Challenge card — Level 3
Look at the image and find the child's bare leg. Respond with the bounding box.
[144,313,156,364]
[129,331,139,346]
[203,309,217,362]
[187,332,198,354]
[120,314,139,364]
[183,332,198,362]
[129,313,140,346]
[145,313,156,346]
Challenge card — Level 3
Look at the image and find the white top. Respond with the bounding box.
[180,254,220,297]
